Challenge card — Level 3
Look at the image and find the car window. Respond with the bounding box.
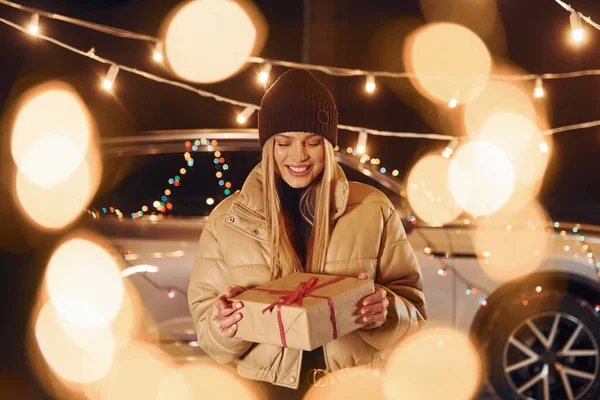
[87,148,405,219]
[88,150,261,218]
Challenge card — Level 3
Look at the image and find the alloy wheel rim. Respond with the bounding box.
[503,311,599,400]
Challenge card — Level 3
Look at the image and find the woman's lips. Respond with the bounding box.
[286,165,312,177]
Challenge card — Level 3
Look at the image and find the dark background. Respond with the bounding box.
[0,0,599,398]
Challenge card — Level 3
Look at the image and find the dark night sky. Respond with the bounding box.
[0,1,600,397]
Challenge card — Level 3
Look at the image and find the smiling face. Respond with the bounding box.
[273,132,325,188]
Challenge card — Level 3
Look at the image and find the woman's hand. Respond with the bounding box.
[357,272,389,329]
[215,285,247,338]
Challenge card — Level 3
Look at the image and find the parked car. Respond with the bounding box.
[83,129,600,400]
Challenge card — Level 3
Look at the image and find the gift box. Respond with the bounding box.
[233,272,375,351]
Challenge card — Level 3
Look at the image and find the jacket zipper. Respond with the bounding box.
[323,344,331,372]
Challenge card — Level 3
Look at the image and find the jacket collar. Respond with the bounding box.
[229,161,350,223]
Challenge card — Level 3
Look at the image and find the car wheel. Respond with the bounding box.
[486,292,600,400]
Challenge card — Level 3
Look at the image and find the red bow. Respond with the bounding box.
[252,276,346,348]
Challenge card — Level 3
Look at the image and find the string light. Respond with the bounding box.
[167,288,175,299]
[0,11,596,143]
[102,64,119,91]
[236,106,255,124]
[28,12,38,35]
[570,11,584,42]
[206,198,214,206]
[539,142,549,153]
[365,74,376,93]
[442,138,458,158]
[554,1,600,37]
[152,41,163,62]
[258,63,271,84]
[356,130,368,154]
[534,77,544,98]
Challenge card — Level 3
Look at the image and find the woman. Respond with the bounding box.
[188,69,426,398]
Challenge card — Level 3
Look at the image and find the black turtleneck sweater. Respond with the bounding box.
[277,178,328,378]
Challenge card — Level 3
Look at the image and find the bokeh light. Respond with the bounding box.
[14,144,101,229]
[383,327,482,400]
[448,141,515,216]
[404,23,491,105]
[407,154,463,225]
[419,0,500,40]
[35,302,114,384]
[473,202,551,282]
[304,367,384,400]
[45,233,124,327]
[84,343,173,400]
[156,361,260,400]
[478,112,549,187]
[163,0,258,83]
[463,81,537,138]
[11,84,92,187]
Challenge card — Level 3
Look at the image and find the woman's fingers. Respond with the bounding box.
[360,302,384,316]
[225,285,247,299]
[219,311,243,330]
[221,323,238,338]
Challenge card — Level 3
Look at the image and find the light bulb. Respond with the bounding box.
[570,12,584,42]
[356,131,368,154]
[29,14,39,35]
[258,63,272,84]
[153,42,164,62]
[236,106,255,124]
[365,74,376,93]
[534,77,544,98]
[448,97,458,108]
[102,64,119,91]
[539,142,549,153]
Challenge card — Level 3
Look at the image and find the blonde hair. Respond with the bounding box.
[261,137,337,279]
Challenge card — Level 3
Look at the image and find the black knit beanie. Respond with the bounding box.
[258,69,338,147]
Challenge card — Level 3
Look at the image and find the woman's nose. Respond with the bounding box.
[292,143,308,161]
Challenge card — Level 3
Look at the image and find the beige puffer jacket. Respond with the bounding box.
[188,162,426,389]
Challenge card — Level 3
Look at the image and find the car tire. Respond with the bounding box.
[486,291,600,400]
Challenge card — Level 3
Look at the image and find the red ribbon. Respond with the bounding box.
[252,276,346,348]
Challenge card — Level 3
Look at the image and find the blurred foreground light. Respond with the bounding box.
[473,202,550,282]
[305,367,383,400]
[570,12,584,42]
[163,0,260,83]
[45,233,124,327]
[383,327,482,400]
[15,146,101,229]
[407,154,463,225]
[448,141,514,216]
[155,361,260,400]
[464,81,537,139]
[35,302,114,384]
[11,83,92,186]
[84,343,174,400]
[404,22,491,106]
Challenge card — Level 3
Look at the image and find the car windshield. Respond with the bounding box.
[88,147,405,219]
